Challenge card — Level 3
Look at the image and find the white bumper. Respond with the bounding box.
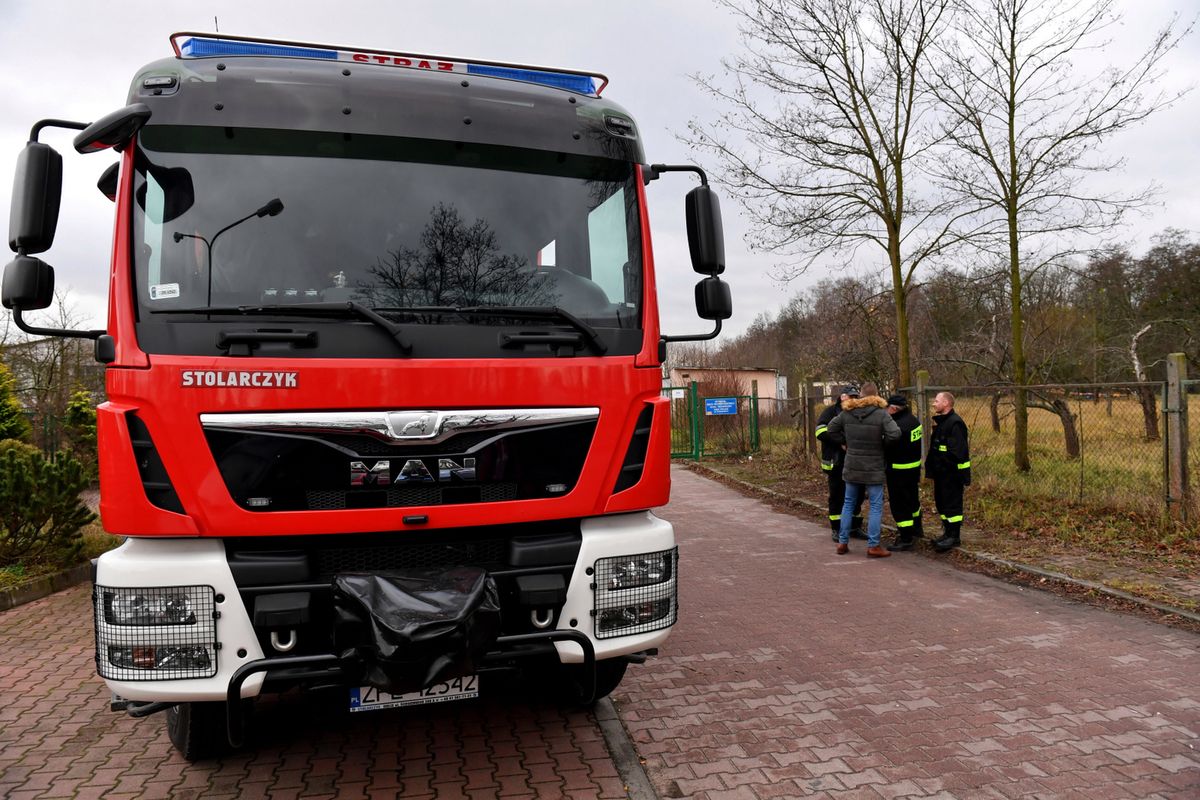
[94,538,266,702]
[554,511,677,664]
[92,511,677,701]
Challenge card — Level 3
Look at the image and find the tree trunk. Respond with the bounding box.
[1137,385,1161,441]
[889,234,911,388]
[1009,219,1030,471]
[1048,398,1080,459]
[990,392,1002,433]
[1006,37,1030,473]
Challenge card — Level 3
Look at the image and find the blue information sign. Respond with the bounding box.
[704,397,738,416]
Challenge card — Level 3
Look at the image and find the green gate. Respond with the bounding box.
[663,382,760,459]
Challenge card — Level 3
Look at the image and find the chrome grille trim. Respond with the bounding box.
[200,407,600,446]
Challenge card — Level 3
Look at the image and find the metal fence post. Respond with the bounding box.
[1166,354,1190,522]
[689,381,702,460]
[800,380,810,456]
[750,380,760,453]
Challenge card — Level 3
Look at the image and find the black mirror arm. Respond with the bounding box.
[644,163,708,186]
[13,307,105,340]
[29,119,89,144]
[660,319,722,345]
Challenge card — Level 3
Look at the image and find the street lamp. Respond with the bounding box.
[173,198,285,308]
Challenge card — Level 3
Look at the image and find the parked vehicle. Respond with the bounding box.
[2,33,731,759]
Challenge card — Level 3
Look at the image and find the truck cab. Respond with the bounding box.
[2,33,730,760]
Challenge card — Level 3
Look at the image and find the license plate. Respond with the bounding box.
[348,675,479,712]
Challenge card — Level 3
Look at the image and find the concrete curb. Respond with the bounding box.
[685,461,1200,625]
[595,697,658,799]
[0,562,91,613]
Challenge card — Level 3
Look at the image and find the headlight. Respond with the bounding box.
[108,645,213,672]
[592,548,678,639]
[605,553,671,590]
[104,590,196,626]
[94,585,218,680]
[598,599,672,633]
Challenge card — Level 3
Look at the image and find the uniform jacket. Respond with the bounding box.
[826,396,902,485]
[884,408,923,474]
[926,409,971,485]
[814,402,845,474]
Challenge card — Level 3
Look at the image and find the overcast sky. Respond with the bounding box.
[1,0,1196,341]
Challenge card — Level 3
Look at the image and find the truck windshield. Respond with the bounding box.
[130,126,643,354]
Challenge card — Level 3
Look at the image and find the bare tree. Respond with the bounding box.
[931,0,1191,470]
[686,0,964,388]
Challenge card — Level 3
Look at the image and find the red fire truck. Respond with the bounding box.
[2,33,730,760]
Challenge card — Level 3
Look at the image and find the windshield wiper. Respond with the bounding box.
[373,305,607,354]
[151,302,412,354]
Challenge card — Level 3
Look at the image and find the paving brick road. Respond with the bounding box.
[617,467,1200,799]
[0,584,626,799]
[3,466,1199,799]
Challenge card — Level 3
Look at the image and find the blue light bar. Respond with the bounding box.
[180,37,338,60]
[170,32,608,96]
[466,64,597,95]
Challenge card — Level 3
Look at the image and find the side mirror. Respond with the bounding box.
[2,255,55,310]
[135,165,195,223]
[695,276,732,321]
[685,185,725,275]
[97,162,119,201]
[8,142,63,255]
[74,103,151,154]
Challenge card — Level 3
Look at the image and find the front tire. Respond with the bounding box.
[165,702,232,761]
[555,658,628,705]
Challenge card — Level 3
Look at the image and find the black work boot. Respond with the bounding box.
[912,517,925,539]
[933,522,961,552]
[887,531,915,552]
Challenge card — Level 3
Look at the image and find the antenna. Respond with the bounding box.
[213,16,219,33]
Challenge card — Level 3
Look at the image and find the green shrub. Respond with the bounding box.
[0,440,96,569]
[0,362,30,442]
[63,388,98,479]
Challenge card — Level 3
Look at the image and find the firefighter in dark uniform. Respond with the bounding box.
[815,385,864,541]
[926,391,971,552]
[884,394,923,552]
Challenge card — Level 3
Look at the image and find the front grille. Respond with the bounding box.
[320,431,499,456]
[313,539,508,580]
[205,416,594,512]
[304,483,515,510]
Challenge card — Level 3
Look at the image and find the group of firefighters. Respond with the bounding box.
[815,385,971,553]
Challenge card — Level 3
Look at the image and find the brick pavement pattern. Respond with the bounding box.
[0,585,627,799]
[617,467,1200,799]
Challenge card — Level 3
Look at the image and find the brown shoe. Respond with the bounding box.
[836,543,849,555]
[866,546,892,558]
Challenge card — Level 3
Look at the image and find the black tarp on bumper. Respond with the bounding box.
[333,567,501,694]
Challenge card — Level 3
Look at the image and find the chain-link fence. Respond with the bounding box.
[913,384,1168,519]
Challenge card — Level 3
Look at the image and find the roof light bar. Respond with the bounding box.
[169,32,608,96]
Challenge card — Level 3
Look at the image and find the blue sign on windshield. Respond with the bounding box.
[704,397,738,416]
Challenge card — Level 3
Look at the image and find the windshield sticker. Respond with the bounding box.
[149,283,180,300]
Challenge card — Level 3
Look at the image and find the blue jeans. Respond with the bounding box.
[839,483,884,546]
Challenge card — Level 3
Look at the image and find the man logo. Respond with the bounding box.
[350,460,391,487]
[350,458,476,487]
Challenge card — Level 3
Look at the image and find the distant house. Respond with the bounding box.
[665,366,787,402]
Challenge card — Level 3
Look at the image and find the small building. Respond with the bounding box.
[665,366,787,402]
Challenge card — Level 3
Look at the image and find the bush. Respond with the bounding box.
[0,361,30,442]
[0,440,96,569]
[63,388,98,480]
